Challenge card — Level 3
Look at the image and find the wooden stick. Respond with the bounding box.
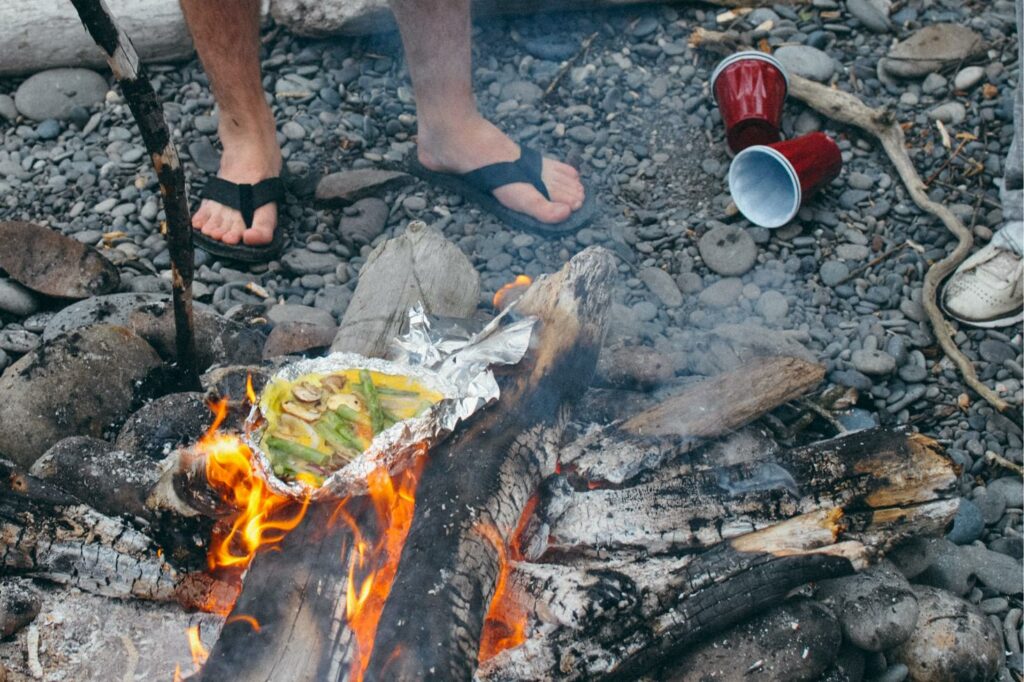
[70,0,198,387]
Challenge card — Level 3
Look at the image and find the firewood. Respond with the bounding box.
[544,429,955,556]
[1,459,178,601]
[198,247,616,682]
[561,356,825,484]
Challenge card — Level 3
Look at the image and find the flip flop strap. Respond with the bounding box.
[200,177,284,228]
[460,145,551,201]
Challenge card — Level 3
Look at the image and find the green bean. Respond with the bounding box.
[265,436,329,465]
[314,418,362,455]
[358,370,385,435]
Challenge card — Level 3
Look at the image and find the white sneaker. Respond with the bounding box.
[942,241,1024,328]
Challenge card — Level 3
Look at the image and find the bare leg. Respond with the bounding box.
[180,0,281,246]
[390,0,585,224]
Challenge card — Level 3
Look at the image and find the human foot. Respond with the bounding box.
[192,127,283,247]
[416,116,585,224]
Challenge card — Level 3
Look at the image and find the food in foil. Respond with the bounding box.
[258,368,443,484]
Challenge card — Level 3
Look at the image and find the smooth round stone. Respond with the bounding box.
[281,121,306,140]
[756,290,789,321]
[852,349,897,375]
[36,119,61,140]
[698,278,743,308]
[14,68,108,121]
[978,339,1016,364]
[632,301,658,322]
[819,260,850,286]
[892,586,1002,682]
[946,498,984,545]
[898,364,928,382]
[928,102,968,125]
[954,66,985,90]
[0,279,41,317]
[698,224,757,276]
[775,45,836,82]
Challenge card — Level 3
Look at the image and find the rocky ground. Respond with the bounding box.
[0,0,1021,680]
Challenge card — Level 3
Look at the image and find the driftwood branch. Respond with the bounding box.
[784,75,1008,413]
[70,0,198,387]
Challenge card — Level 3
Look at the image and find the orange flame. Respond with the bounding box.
[196,399,310,587]
[476,522,527,662]
[226,614,262,632]
[187,625,209,669]
[493,275,533,310]
[336,448,427,682]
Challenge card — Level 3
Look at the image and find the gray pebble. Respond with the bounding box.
[756,290,789,321]
[819,260,849,286]
[775,45,836,82]
[954,66,985,91]
[852,349,897,375]
[946,498,984,545]
[0,280,41,317]
[638,267,684,307]
[698,278,743,308]
[698,224,757,276]
[928,102,968,126]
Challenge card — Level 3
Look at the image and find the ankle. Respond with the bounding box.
[417,115,515,172]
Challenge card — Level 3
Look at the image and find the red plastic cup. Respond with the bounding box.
[728,132,843,228]
[711,51,789,155]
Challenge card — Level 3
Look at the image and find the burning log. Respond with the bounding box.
[197,246,615,681]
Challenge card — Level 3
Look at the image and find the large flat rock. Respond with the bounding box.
[0,221,119,299]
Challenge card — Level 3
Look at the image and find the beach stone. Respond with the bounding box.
[0,330,39,354]
[662,599,841,681]
[116,392,213,461]
[13,68,108,121]
[500,80,543,104]
[30,436,160,520]
[882,25,985,79]
[756,290,789,321]
[945,497,984,544]
[988,477,1023,508]
[187,137,220,173]
[959,544,1023,595]
[836,244,870,260]
[0,95,16,121]
[263,321,338,359]
[851,349,896,375]
[978,339,1016,364]
[698,224,757,276]
[917,539,974,595]
[36,119,61,140]
[339,197,389,245]
[888,536,944,579]
[775,45,835,82]
[0,325,161,469]
[267,303,335,329]
[42,293,265,370]
[954,66,985,90]
[699,278,743,308]
[314,169,412,206]
[0,279,40,316]
[638,267,684,307]
[847,0,891,32]
[281,248,339,275]
[0,221,119,299]
[921,73,948,95]
[815,561,919,651]
[928,102,967,126]
[892,586,1002,682]
[819,261,849,286]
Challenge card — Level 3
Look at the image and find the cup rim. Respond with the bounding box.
[710,51,791,94]
[728,144,802,229]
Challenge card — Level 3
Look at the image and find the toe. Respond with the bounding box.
[202,211,225,237]
[243,205,277,246]
[220,214,245,245]
[192,201,212,229]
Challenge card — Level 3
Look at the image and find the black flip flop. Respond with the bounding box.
[406,145,596,236]
[192,176,286,263]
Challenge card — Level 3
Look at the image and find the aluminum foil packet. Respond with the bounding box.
[246,303,536,498]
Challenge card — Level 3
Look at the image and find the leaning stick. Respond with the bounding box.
[690,29,1008,413]
[70,0,198,387]
[784,75,1008,412]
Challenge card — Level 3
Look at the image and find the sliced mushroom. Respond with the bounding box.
[276,413,307,438]
[291,381,323,403]
[322,374,347,392]
[281,400,322,422]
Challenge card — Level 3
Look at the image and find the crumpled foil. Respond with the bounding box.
[246,303,536,498]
